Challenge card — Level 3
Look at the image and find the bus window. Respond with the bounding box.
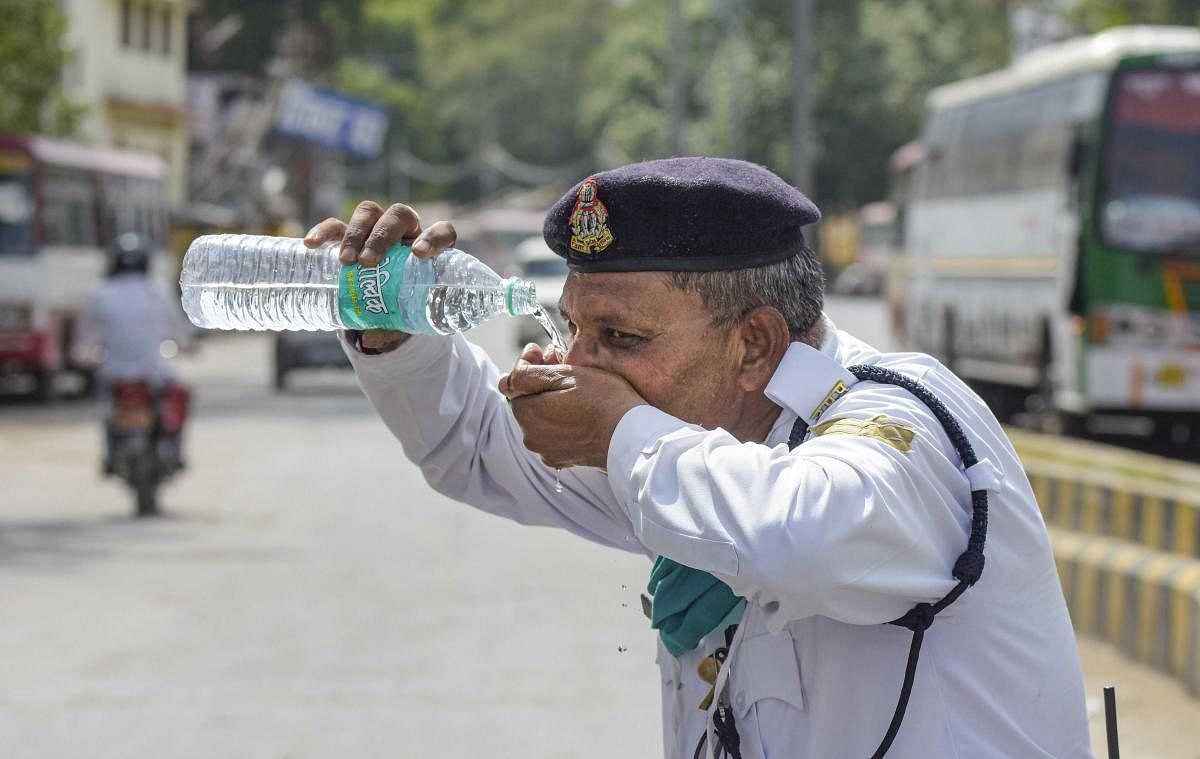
[43,166,97,246]
[102,174,136,242]
[1102,68,1200,252]
[0,167,34,256]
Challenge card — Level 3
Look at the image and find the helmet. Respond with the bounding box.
[107,232,153,276]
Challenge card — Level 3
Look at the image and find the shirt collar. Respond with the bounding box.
[764,314,859,429]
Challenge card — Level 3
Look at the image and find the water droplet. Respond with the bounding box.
[554,470,564,494]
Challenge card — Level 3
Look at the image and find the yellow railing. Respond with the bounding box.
[1009,429,1200,695]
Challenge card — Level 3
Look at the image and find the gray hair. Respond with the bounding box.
[664,247,825,346]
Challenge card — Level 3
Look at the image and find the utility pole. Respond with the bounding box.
[791,0,814,193]
[728,0,746,159]
[669,0,686,156]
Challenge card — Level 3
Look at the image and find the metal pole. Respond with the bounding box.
[729,0,746,159]
[669,0,687,156]
[791,0,813,192]
[1103,686,1120,759]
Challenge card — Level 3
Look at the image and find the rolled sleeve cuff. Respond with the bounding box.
[606,404,695,513]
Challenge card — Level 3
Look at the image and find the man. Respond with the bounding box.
[73,233,193,471]
[309,157,1092,758]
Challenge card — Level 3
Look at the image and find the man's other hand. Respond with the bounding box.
[499,343,645,470]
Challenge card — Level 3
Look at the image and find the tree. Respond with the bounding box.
[1067,0,1200,30]
[335,0,613,201]
[0,0,80,135]
[583,0,1019,211]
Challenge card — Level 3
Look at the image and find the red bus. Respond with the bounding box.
[0,133,170,399]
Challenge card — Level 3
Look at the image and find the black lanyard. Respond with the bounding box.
[703,365,990,759]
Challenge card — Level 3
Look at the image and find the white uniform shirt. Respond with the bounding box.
[73,274,192,384]
[345,316,1092,759]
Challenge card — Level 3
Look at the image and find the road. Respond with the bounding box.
[0,296,1196,757]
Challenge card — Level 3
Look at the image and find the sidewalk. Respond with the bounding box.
[1078,635,1200,757]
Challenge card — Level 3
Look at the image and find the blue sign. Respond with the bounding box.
[273,80,389,158]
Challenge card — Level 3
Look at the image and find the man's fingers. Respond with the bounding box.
[504,362,575,399]
[520,342,546,363]
[339,201,385,263]
[411,220,458,259]
[360,203,422,266]
[304,218,347,247]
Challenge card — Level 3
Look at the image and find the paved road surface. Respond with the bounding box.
[0,296,1196,757]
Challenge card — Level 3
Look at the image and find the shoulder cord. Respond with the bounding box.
[702,365,989,759]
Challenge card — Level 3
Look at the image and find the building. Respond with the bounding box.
[58,0,189,207]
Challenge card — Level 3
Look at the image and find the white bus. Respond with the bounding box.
[900,26,1200,445]
[0,133,171,399]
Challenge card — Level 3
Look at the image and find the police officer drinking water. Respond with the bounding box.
[307,157,1092,758]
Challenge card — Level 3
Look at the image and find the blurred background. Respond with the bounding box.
[2,1,1200,757]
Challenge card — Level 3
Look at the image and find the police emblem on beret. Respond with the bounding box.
[568,179,614,254]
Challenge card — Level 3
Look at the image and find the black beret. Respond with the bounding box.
[542,156,820,273]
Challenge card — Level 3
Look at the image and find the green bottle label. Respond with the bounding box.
[337,244,412,331]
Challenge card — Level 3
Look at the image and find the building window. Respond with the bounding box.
[120,0,132,47]
[142,3,153,50]
[161,7,172,55]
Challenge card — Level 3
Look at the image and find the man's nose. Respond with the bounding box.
[563,334,600,368]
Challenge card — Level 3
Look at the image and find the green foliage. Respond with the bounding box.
[584,0,1019,211]
[0,0,81,135]
[1067,0,1200,31]
[191,0,1200,209]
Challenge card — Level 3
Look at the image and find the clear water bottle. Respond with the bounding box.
[179,234,542,335]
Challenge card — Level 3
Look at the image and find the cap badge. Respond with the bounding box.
[568,178,614,254]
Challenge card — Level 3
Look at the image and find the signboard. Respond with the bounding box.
[273,80,389,159]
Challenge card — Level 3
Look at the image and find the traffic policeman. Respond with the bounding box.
[310,157,1093,758]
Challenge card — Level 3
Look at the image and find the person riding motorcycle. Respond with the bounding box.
[72,233,194,477]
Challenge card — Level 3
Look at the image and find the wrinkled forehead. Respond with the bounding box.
[559,270,706,323]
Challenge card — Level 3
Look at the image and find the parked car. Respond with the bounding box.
[273,331,351,390]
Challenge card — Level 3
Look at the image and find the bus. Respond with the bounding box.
[900,26,1200,445]
[0,133,171,399]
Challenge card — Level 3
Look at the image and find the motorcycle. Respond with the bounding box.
[106,381,189,517]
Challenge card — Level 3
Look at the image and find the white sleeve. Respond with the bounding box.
[606,405,967,625]
[155,284,194,349]
[345,332,647,555]
[70,294,106,368]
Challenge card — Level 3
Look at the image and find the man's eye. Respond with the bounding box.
[567,321,578,335]
[606,329,642,344]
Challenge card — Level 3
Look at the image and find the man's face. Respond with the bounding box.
[558,271,746,431]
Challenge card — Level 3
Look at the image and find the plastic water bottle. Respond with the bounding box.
[179,234,544,335]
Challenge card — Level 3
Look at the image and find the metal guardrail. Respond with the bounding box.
[1008,429,1200,696]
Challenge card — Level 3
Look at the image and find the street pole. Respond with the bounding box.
[729,0,746,159]
[669,0,687,156]
[791,0,813,194]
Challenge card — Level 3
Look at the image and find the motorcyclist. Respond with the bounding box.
[72,232,194,474]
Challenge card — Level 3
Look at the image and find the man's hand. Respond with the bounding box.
[304,200,457,350]
[499,344,646,470]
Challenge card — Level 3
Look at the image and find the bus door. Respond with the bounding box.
[0,148,43,377]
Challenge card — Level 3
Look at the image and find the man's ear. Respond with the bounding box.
[736,306,791,392]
